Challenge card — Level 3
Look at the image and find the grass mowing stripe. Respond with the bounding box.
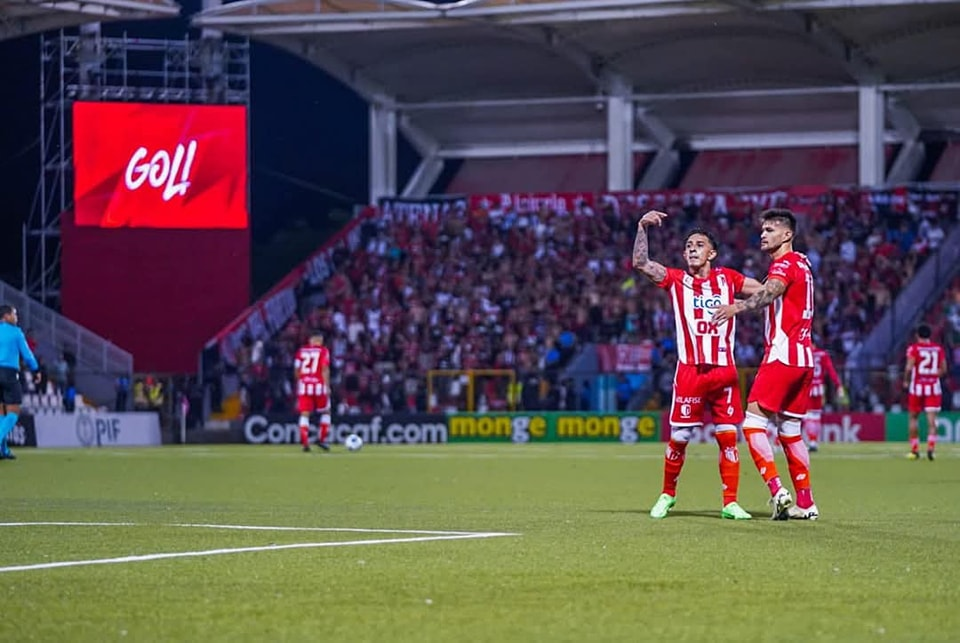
[0,532,520,574]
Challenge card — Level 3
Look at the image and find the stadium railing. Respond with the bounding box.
[0,279,133,406]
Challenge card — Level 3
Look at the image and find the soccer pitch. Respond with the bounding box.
[0,443,957,642]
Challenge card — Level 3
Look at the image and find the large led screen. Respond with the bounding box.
[64,102,250,373]
[73,102,248,229]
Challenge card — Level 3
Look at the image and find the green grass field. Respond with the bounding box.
[1,442,958,642]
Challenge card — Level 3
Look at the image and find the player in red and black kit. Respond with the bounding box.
[715,209,819,520]
[294,334,331,452]
[903,324,947,460]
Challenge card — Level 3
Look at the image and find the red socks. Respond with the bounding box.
[715,431,740,506]
[299,417,310,449]
[661,440,688,497]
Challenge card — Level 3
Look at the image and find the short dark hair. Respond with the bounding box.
[0,305,14,319]
[684,228,720,252]
[917,323,932,339]
[761,208,797,234]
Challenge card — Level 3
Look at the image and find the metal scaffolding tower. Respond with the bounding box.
[23,26,251,308]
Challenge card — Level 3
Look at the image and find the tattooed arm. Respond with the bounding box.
[632,211,669,284]
[713,278,787,323]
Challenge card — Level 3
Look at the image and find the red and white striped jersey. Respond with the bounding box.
[657,266,745,366]
[762,252,814,367]
[295,345,330,396]
[809,347,840,397]
[906,340,945,396]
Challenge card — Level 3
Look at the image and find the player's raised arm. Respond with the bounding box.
[714,278,787,323]
[631,211,669,283]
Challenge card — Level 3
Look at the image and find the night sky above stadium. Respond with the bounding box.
[0,0,463,287]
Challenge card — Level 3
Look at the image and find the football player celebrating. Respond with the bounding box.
[633,210,763,520]
[714,209,819,520]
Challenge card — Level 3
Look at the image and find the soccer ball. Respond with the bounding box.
[344,433,363,452]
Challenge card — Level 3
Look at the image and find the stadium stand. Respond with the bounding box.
[679,146,896,189]
[191,0,960,419]
[218,185,958,417]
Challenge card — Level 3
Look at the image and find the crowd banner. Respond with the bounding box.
[33,412,162,448]
[598,187,824,217]
[886,411,960,442]
[241,413,448,446]
[596,343,655,373]
[447,412,661,444]
[468,192,595,215]
[378,196,467,223]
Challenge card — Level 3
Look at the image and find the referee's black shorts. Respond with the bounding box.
[0,367,24,406]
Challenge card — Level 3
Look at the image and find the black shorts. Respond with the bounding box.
[0,368,24,406]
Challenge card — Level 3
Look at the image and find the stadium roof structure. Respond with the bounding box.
[194,0,960,197]
[0,0,180,40]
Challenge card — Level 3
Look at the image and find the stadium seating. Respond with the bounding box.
[680,146,894,189]
[20,392,99,415]
[446,154,648,194]
[229,185,957,416]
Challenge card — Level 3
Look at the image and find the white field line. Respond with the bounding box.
[174,524,484,535]
[0,522,492,536]
[0,532,519,574]
[0,522,138,528]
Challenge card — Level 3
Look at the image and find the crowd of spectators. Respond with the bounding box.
[230,187,959,415]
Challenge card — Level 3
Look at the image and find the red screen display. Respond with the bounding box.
[73,102,248,229]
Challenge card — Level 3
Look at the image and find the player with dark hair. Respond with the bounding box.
[294,334,331,452]
[0,305,39,460]
[903,323,946,460]
[633,210,763,520]
[714,208,819,520]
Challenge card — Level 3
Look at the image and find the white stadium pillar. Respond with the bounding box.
[201,0,222,39]
[858,85,885,188]
[369,99,397,204]
[606,77,634,192]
